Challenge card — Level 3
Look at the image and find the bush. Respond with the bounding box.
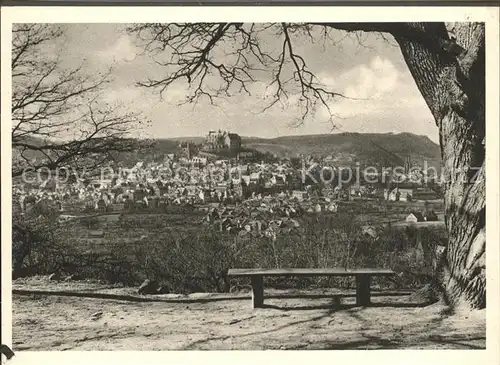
[12,212,68,278]
[13,210,447,293]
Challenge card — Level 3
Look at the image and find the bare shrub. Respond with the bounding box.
[13,208,446,293]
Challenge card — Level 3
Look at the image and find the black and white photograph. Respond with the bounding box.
[1,5,499,358]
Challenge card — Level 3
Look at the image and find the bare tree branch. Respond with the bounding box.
[129,23,356,126]
[129,22,466,129]
[12,24,148,177]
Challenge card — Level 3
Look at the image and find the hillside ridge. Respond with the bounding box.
[14,132,442,169]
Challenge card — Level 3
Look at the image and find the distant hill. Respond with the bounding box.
[243,132,442,169]
[12,132,442,171]
[156,132,441,170]
[167,137,206,144]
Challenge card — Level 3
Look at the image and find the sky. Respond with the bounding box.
[55,23,439,142]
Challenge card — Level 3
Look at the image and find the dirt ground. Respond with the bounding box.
[11,276,485,350]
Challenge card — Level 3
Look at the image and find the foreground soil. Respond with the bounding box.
[12,276,485,350]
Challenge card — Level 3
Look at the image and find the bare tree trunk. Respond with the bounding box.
[394,23,486,308]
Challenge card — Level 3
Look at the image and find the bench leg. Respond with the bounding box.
[356,275,371,306]
[332,295,341,308]
[251,275,264,309]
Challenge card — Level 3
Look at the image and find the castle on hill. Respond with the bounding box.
[179,130,256,161]
[203,130,242,152]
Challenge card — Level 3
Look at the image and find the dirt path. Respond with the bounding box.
[11,279,485,350]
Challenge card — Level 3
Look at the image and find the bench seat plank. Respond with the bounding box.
[228,268,395,277]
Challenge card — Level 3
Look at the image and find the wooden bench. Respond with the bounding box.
[227,268,395,309]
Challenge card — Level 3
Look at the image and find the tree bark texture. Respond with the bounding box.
[392,23,485,309]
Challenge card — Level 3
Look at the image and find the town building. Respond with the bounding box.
[225,133,242,151]
[292,190,308,202]
[406,212,425,223]
[413,187,441,201]
[423,210,439,221]
[203,130,242,152]
[388,187,413,202]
